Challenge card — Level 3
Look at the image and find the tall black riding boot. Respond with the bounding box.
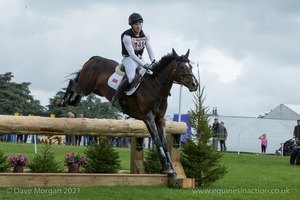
[111,78,130,110]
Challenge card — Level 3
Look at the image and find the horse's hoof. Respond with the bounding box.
[168,172,177,179]
[164,168,177,179]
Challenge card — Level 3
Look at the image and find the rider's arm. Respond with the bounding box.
[145,33,155,62]
[122,35,145,66]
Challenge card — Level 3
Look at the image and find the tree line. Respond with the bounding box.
[0,72,119,118]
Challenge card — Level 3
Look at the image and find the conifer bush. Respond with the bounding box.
[181,72,227,186]
[83,137,121,173]
[0,149,10,172]
[144,147,162,174]
[28,144,63,173]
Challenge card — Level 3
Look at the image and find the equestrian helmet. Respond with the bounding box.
[128,13,143,25]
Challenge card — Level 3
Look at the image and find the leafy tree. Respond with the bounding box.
[0,72,45,115]
[47,89,119,118]
[181,73,227,186]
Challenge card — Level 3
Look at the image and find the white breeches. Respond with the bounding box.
[122,56,145,83]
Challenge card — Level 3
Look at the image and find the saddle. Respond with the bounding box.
[115,64,147,77]
[107,64,149,95]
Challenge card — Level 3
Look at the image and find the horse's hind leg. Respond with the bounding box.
[57,79,73,107]
[59,79,81,107]
[66,79,84,106]
[69,93,82,106]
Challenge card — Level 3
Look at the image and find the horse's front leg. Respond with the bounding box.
[144,112,173,177]
[157,118,177,179]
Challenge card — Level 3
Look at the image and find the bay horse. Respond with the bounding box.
[56,49,199,178]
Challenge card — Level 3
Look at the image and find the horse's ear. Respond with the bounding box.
[185,49,190,58]
[172,48,179,60]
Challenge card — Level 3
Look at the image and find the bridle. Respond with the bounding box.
[173,58,194,85]
[146,57,194,97]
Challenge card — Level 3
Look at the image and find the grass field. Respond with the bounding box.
[0,142,299,200]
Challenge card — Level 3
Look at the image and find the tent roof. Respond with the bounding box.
[263,104,300,120]
[284,104,300,115]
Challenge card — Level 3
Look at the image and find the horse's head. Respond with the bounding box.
[172,49,199,92]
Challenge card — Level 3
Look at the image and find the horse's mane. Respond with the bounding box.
[151,53,175,72]
[151,52,190,73]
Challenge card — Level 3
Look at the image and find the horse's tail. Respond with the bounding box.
[53,69,82,107]
[67,70,81,83]
[74,70,81,83]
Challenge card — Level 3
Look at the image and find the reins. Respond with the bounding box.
[154,75,171,97]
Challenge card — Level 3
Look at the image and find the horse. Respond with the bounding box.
[56,49,199,178]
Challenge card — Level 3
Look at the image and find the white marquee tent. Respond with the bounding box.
[209,116,296,154]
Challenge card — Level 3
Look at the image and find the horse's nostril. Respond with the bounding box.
[191,82,197,88]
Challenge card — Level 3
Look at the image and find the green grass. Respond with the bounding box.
[0,143,299,199]
[0,143,130,171]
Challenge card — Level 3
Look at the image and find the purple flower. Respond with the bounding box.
[8,154,29,167]
[64,152,88,168]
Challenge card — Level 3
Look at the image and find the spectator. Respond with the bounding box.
[212,118,220,150]
[16,113,24,143]
[66,111,75,145]
[217,121,228,151]
[16,134,23,143]
[258,133,268,155]
[83,135,89,146]
[7,134,15,143]
[23,134,28,143]
[75,114,84,146]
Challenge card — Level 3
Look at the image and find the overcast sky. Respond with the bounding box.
[1,0,300,118]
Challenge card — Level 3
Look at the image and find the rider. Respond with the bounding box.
[111,13,156,109]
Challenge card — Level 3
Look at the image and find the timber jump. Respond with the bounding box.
[0,115,194,188]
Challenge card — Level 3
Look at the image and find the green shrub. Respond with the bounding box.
[28,144,63,173]
[144,147,162,174]
[0,149,10,172]
[83,137,121,173]
[181,75,227,186]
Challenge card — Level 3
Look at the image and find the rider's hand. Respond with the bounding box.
[143,63,151,69]
[151,59,157,65]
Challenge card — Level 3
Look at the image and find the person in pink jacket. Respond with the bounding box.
[259,133,268,155]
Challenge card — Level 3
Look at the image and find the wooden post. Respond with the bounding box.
[167,133,186,178]
[130,137,145,174]
[167,133,195,189]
